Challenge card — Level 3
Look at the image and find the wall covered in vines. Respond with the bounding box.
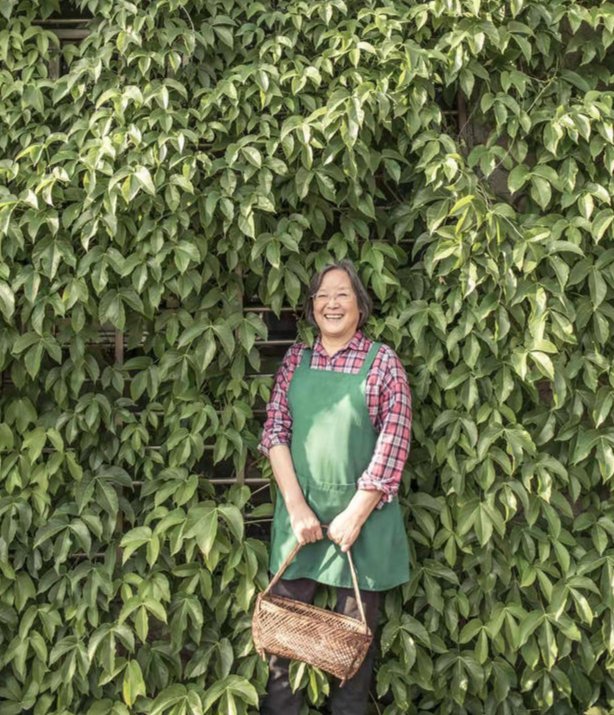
[0,0,613,713]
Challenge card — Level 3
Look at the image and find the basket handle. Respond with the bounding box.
[263,527,369,631]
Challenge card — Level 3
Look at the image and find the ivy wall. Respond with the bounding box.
[0,0,613,713]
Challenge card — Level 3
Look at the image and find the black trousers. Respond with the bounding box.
[260,577,380,715]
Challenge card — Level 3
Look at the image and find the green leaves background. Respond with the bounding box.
[0,0,613,713]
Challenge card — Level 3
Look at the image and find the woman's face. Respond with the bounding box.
[312,268,360,343]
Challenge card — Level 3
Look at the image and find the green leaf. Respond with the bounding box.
[242,147,262,168]
[238,210,255,238]
[23,427,46,461]
[150,686,188,715]
[134,166,156,196]
[570,588,593,625]
[144,597,168,623]
[12,333,39,354]
[25,343,44,378]
[178,319,210,348]
[186,508,218,557]
[194,338,217,373]
[578,193,594,219]
[120,526,153,563]
[597,440,614,481]
[0,281,15,320]
[218,504,244,542]
[538,620,557,670]
[295,168,313,199]
[265,240,281,269]
[508,166,529,193]
[213,323,235,358]
[530,351,554,379]
[213,26,234,49]
[518,611,544,647]
[459,619,483,643]
[203,676,258,710]
[123,660,146,707]
[0,423,14,451]
[572,430,599,465]
[228,677,258,706]
[530,176,551,209]
[588,268,607,309]
[0,1,15,19]
[592,209,614,242]
[450,195,475,214]
[474,505,493,546]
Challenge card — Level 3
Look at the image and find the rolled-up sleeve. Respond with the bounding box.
[258,344,302,456]
[357,349,412,505]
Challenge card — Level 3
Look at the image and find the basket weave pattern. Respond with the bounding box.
[253,593,372,681]
[252,538,373,685]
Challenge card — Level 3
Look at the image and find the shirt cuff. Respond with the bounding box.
[356,472,396,510]
[258,434,290,458]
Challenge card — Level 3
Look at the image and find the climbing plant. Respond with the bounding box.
[0,0,613,713]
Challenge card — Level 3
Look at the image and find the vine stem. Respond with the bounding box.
[489,60,560,174]
[248,482,273,499]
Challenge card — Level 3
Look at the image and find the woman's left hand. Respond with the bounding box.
[327,490,384,552]
[327,508,363,553]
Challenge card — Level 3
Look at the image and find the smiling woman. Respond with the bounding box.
[306,261,372,344]
[258,260,413,715]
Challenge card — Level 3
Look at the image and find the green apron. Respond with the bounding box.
[269,342,411,591]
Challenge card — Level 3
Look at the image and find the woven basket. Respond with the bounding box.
[252,539,373,686]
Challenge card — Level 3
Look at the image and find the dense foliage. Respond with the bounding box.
[0,0,613,713]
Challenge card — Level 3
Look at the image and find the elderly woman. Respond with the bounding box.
[259,260,412,715]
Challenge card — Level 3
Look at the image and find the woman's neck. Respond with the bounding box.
[320,332,356,357]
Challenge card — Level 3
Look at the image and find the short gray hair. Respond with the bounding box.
[304,260,373,328]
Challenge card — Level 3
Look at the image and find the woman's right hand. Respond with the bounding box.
[288,502,323,545]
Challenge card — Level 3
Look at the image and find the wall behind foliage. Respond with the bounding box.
[0,0,613,713]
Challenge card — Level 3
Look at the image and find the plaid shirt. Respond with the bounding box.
[259,331,412,505]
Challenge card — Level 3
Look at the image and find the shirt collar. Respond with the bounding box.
[313,330,369,358]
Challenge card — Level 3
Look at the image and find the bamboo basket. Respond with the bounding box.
[252,539,373,686]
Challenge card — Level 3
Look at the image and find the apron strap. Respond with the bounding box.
[299,347,312,369]
[263,530,369,632]
[358,342,381,378]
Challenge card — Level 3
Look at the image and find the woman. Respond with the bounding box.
[259,260,412,715]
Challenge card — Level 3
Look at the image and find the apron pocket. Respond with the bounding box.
[305,482,356,524]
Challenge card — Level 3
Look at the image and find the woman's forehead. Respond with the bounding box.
[319,269,352,288]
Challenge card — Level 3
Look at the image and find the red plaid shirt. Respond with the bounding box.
[259,331,412,505]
